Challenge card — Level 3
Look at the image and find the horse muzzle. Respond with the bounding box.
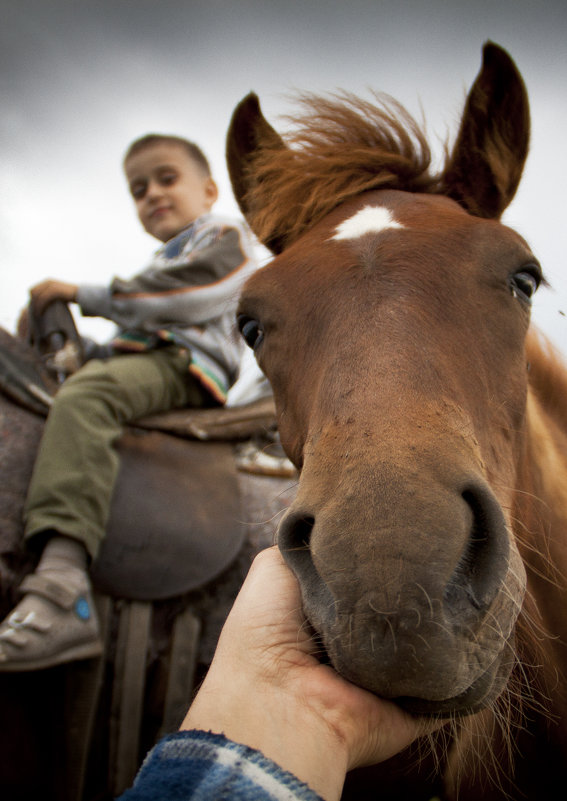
[277,468,527,717]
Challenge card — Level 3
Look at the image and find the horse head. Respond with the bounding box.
[227,43,539,717]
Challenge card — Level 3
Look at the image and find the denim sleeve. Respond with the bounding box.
[116,730,324,801]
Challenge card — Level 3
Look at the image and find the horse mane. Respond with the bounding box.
[527,327,567,431]
[245,91,442,248]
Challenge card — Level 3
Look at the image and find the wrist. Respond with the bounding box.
[182,672,349,801]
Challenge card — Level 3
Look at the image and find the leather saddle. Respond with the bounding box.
[92,401,279,601]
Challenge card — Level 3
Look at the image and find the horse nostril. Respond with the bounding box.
[277,510,319,591]
[278,511,315,569]
[444,486,510,617]
[277,510,338,631]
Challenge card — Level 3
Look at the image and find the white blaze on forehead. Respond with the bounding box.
[331,205,404,241]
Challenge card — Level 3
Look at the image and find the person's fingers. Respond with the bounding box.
[16,307,29,339]
[213,546,316,670]
[30,281,56,314]
[30,280,77,314]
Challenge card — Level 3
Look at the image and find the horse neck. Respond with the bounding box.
[518,330,567,574]
[513,339,567,721]
[519,337,567,588]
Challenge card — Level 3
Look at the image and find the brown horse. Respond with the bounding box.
[226,42,567,799]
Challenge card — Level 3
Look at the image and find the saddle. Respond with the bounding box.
[92,402,280,601]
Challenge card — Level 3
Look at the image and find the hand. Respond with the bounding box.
[182,547,442,801]
[16,306,29,340]
[30,280,78,315]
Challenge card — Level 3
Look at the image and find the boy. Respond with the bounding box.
[0,134,258,671]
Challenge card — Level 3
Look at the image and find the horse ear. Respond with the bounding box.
[226,93,287,253]
[441,42,530,219]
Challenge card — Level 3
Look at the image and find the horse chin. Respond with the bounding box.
[397,638,515,718]
[324,631,516,719]
[389,633,516,719]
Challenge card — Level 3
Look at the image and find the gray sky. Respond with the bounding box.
[1,0,566,354]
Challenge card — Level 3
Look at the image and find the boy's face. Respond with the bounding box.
[125,143,218,242]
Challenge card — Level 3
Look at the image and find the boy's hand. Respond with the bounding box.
[30,280,78,315]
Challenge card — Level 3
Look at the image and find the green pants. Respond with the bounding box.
[24,348,211,559]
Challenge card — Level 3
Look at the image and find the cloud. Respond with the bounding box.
[1,0,565,351]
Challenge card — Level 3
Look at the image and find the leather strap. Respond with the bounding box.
[20,573,77,610]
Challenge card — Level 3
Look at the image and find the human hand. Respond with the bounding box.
[182,547,442,801]
[30,280,78,315]
[16,306,29,340]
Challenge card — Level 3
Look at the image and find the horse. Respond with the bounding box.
[0,321,297,800]
[226,42,567,799]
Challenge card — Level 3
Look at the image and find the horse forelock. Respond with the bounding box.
[244,91,441,250]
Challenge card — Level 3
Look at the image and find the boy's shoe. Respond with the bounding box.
[0,573,102,671]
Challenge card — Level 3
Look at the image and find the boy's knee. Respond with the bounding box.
[51,361,117,410]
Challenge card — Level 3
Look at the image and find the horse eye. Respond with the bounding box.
[510,267,541,303]
[237,315,264,350]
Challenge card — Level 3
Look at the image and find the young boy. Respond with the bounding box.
[0,134,259,671]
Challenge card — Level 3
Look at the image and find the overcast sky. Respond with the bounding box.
[1,0,566,355]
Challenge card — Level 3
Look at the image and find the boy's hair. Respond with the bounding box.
[124,134,212,176]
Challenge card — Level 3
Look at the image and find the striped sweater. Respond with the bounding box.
[76,213,258,403]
